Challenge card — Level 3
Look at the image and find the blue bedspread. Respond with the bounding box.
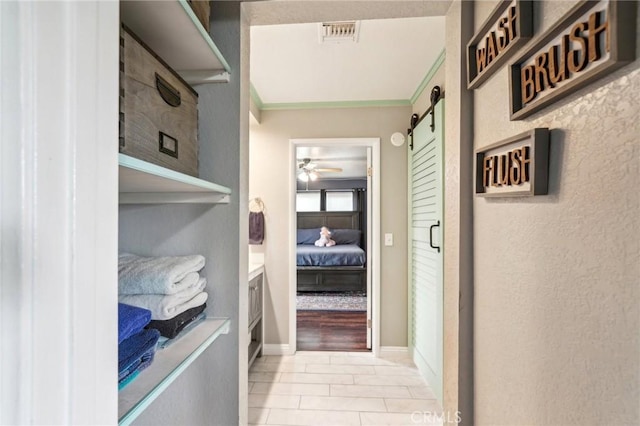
[296,244,366,267]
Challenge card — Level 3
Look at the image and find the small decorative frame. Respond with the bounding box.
[509,0,637,120]
[475,128,550,197]
[467,0,533,90]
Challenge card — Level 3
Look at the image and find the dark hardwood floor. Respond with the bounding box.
[296,310,369,352]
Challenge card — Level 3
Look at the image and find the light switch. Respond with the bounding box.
[384,233,393,246]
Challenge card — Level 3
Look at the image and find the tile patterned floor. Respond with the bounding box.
[249,351,443,426]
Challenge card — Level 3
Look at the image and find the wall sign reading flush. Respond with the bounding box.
[475,128,550,197]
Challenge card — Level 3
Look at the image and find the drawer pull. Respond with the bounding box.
[155,73,181,107]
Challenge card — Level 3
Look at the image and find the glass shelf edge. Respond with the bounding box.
[118,317,231,426]
[176,0,231,73]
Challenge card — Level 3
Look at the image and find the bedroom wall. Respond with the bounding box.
[471,1,640,425]
[249,106,411,348]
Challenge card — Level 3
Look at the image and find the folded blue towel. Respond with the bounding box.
[118,370,140,390]
[118,357,142,383]
[118,303,152,344]
[118,328,160,374]
[118,341,157,387]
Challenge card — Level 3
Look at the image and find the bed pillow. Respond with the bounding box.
[331,229,362,245]
[297,228,320,245]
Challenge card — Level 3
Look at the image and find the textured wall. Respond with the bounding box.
[473,1,640,424]
[444,2,476,424]
[119,2,243,424]
[413,61,446,116]
[249,106,411,347]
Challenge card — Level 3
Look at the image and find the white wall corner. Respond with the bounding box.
[262,344,293,356]
[380,346,409,356]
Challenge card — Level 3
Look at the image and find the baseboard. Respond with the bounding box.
[262,344,292,355]
[380,346,409,355]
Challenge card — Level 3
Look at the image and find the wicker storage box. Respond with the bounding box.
[188,0,210,32]
[119,26,199,177]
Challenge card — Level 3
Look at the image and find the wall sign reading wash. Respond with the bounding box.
[509,0,637,120]
[476,129,550,197]
[467,0,533,89]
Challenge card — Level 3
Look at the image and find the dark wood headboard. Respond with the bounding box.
[297,211,360,230]
[297,211,366,248]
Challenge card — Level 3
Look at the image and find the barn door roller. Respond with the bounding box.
[408,86,442,151]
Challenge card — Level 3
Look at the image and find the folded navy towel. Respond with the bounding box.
[146,303,207,339]
[118,342,157,389]
[118,303,152,344]
[118,328,160,375]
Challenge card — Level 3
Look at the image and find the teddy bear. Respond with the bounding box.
[314,226,336,247]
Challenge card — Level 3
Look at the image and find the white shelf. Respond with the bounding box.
[120,0,231,85]
[118,317,231,426]
[119,154,231,204]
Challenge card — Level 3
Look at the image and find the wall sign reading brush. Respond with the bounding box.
[467,0,533,90]
[509,0,637,120]
[476,128,550,197]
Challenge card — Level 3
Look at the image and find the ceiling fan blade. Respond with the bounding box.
[314,168,342,172]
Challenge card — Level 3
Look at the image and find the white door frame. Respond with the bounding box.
[0,2,119,424]
[289,138,381,356]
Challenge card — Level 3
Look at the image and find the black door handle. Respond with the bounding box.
[429,220,440,253]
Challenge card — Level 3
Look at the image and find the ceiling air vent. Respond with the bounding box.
[318,21,360,44]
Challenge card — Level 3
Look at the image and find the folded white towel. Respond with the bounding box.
[118,277,208,320]
[118,253,205,295]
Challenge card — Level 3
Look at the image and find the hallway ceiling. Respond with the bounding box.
[250,15,446,105]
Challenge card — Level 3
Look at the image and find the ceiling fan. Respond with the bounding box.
[297,158,342,182]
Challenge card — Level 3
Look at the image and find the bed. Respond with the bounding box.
[296,244,366,267]
[296,211,367,293]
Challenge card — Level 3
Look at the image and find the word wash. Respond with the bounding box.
[476,5,518,75]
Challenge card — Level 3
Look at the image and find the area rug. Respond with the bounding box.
[296,292,366,311]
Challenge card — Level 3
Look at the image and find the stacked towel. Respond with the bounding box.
[118,328,160,387]
[118,303,151,344]
[118,253,205,295]
[118,253,209,339]
[147,303,207,339]
[119,277,207,320]
[117,303,159,389]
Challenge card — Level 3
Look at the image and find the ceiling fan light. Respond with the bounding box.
[309,171,318,181]
[298,171,309,182]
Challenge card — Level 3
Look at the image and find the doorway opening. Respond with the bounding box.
[289,139,381,354]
